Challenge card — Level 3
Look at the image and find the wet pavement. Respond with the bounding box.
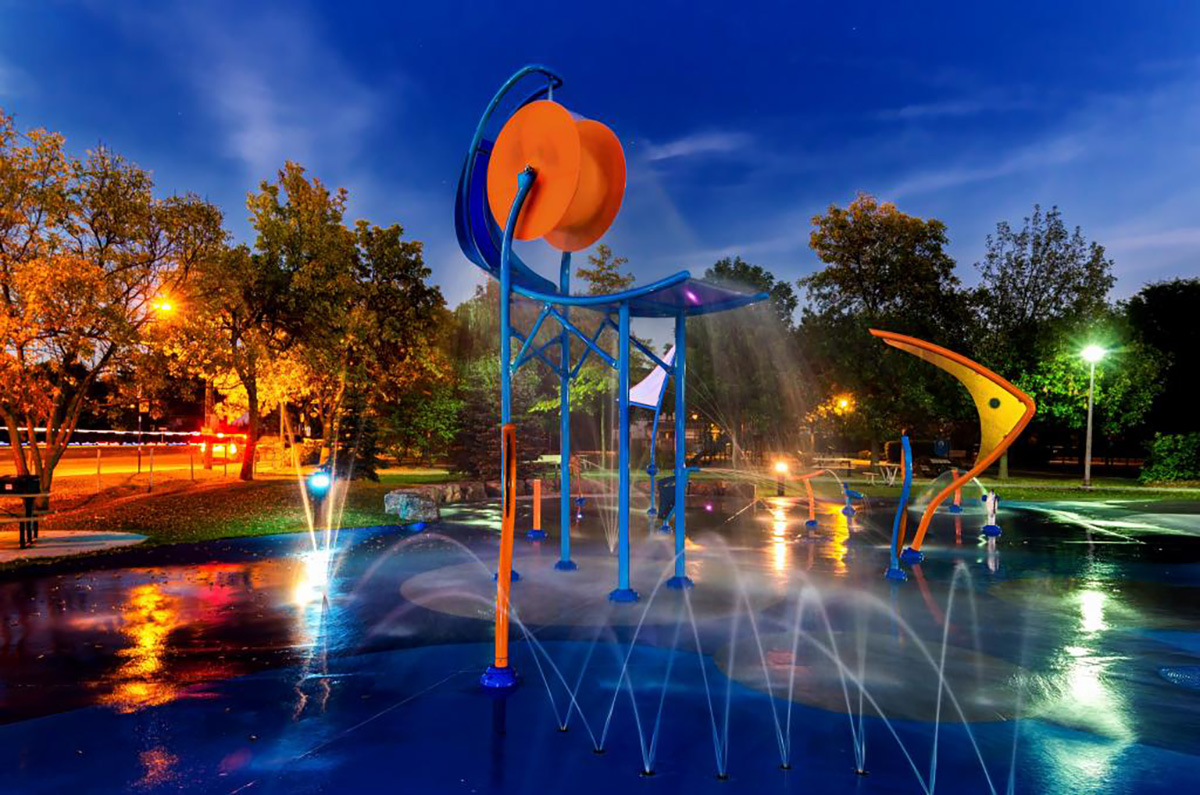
[0,492,1199,793]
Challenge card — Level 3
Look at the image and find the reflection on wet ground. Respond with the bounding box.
[0,494,1199,792]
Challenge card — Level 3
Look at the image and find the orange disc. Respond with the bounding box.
[545,119,626,252]
[487,101,581,241]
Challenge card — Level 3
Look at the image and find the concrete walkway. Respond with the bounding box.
[0,530,147,562]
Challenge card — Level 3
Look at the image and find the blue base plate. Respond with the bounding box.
[526,530,547,540]
[884,566,908,582]
[480,664,519,690]
[553,559,578,571]
[608,587,640,603]
[982,524,1002,538]
[665,575,694,590]
[899,547,924,564]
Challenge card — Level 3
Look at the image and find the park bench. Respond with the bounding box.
[0,475,50,549]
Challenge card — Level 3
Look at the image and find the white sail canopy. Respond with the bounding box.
[629,346,675,410]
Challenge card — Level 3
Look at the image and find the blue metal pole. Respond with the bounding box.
[667,310,692,589]
[495,166,535,588]
[500,169,535,425]
[647,407,661,516]
[555,252,577,571]
[609,301,637,602]
[885,435,913,582]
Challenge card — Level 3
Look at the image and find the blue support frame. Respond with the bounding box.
[609,302,638,602]
[555,252,578,571]
[666,310,693,589]
[462,66,766,602]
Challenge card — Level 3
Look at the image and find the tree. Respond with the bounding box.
[450,357,546,480]
[973,205,1115,374]
[803,193,960,323]
[0,111,223,498]
[688,258,807,464]
[798,194,966,454]
[706,256,798,330]
[1019,324,1164,453]
[380,379,462,464]
[1125,278,1200,434]
[575,243,634,295]
[330,386,381,481]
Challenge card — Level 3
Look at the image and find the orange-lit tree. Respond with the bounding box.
[0,110,223,498]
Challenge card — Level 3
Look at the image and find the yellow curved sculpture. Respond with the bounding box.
[870,329,1036,552]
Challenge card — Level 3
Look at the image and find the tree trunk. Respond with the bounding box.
[240,382,259,481]
[1,414,28,475]
[203,381,215,470]
[999,451,1009,480]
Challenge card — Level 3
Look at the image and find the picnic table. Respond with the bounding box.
[0,475,48,550]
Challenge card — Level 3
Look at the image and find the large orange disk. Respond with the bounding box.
[487,101,581,241]
[487,100,626,251]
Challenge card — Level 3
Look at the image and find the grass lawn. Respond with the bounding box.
[3,464,1195,574]
[34,469,451,546]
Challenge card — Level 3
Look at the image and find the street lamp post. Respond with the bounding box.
[1081,345,1106,488]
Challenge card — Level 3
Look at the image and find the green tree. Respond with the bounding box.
[973,205,1115,376]
[450,357,546,480]
[1020,326,1164,450]
[575,243,633,295]
[706,256,798,329]
[688,257,806,463]
[381,380,463,464]
[798,193,966,455]
[1125,278,1199,434]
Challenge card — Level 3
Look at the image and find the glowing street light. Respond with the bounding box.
[1081,345,1107,488]
[774,458,789,496]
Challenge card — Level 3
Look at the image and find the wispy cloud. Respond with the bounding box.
[642,131,753,162]
[886,134,1086,197]
[877,96,1035,121]
[104,3,391,181]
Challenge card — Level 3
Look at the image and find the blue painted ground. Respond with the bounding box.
[1,492,1199,793]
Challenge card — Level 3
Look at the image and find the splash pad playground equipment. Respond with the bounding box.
[457,65,767,689]
[870,329,1036,569]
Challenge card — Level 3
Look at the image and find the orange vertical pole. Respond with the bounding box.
[532,478,542,531]
[494,424,517,671]
[804,478,816,523]
[895,448,909,559]
[952,468,962,510]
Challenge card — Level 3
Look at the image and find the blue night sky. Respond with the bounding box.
[3,1,1198,315]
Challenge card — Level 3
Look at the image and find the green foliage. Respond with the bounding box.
[1140,433,1200,483]
[706,256,798,330]
[575,244,634,294]
[803,193,960,321]
[1018,331,1164,438]
[380,381,463,463]
[332,388,381,481]
[798,194,968,450]
[450,357,547,480]
[683,258,808,460]
[973,205,1115,375]
[530,364,611,415]
[1126,278,1200,433]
